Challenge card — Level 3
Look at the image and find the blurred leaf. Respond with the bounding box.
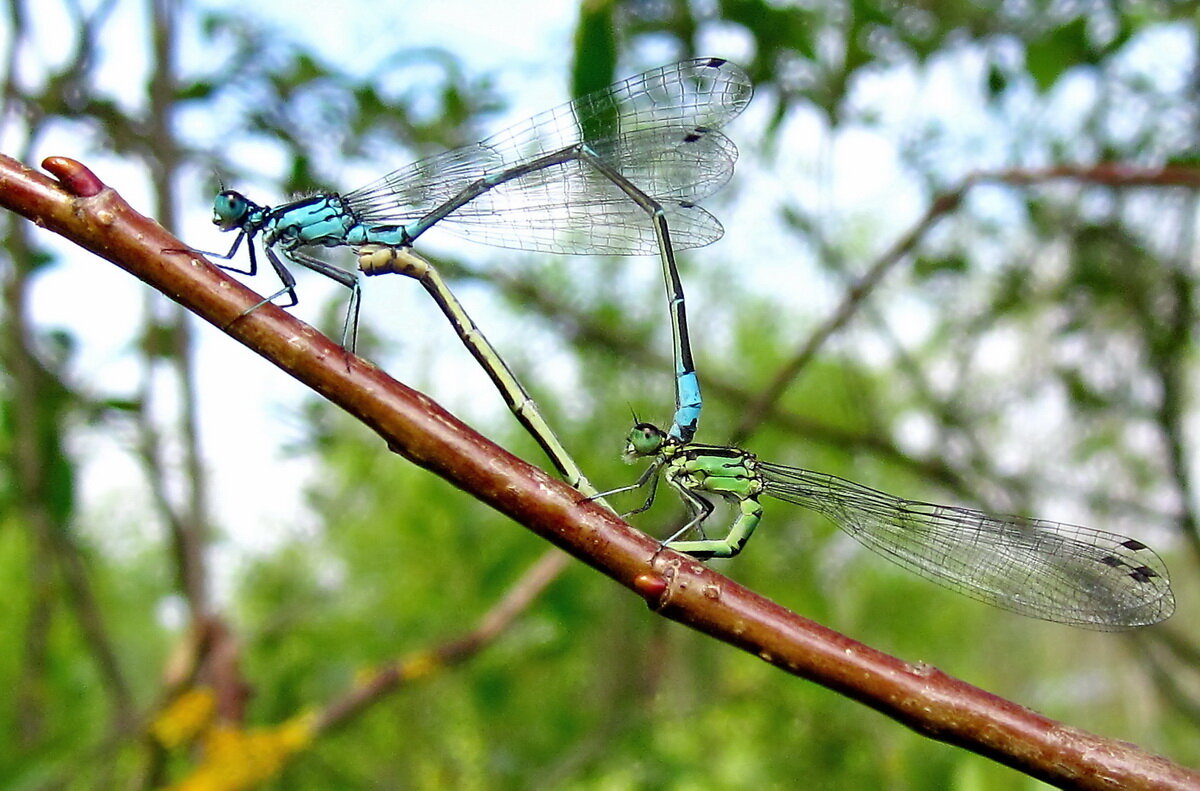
[139,320,182,360]
[719,0,817,63]
[985,59,1008,98]
[572,0,618,98]
[1056,365,1111,413]
[2,0,1197,786]
[912,254,968,280]
[1025,17,1092,92]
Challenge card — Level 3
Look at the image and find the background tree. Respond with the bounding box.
[0,0,1197,788]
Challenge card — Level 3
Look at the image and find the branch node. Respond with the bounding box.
[41,156,103,197]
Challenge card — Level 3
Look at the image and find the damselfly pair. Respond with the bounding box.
[204,58,1174,630]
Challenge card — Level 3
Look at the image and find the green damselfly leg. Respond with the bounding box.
[601,422,1175,630]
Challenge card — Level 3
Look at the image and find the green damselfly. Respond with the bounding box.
[602,422,1175,630]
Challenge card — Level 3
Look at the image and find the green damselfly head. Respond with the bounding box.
[623,422,668,462]
[212,190,257,230]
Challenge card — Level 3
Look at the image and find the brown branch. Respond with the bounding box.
[3,168,136,741]
[975,164,1200,189]
[1141,197,1200,564]
[1143,629,1200,728]
[4,210,54,747]
[316,548,572,733]
[3,152,1197,789]
[146,0,213,618]
[728,163,1200,446]
[443,252,1182,524]
[131,406,202,608]
[729,189,967,444]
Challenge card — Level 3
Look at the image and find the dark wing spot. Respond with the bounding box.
[1129,566,1158,583]
[1120,539,1148,550]
[704,57,728,68]
[1099,555,1124,568]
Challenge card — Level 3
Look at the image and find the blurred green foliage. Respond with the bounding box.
[1,0,1198,788]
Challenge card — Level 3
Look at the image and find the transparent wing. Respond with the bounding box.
[758,463,1175,630]
[344,58,752,254]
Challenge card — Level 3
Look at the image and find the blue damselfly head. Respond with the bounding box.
[212,190,258,231]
